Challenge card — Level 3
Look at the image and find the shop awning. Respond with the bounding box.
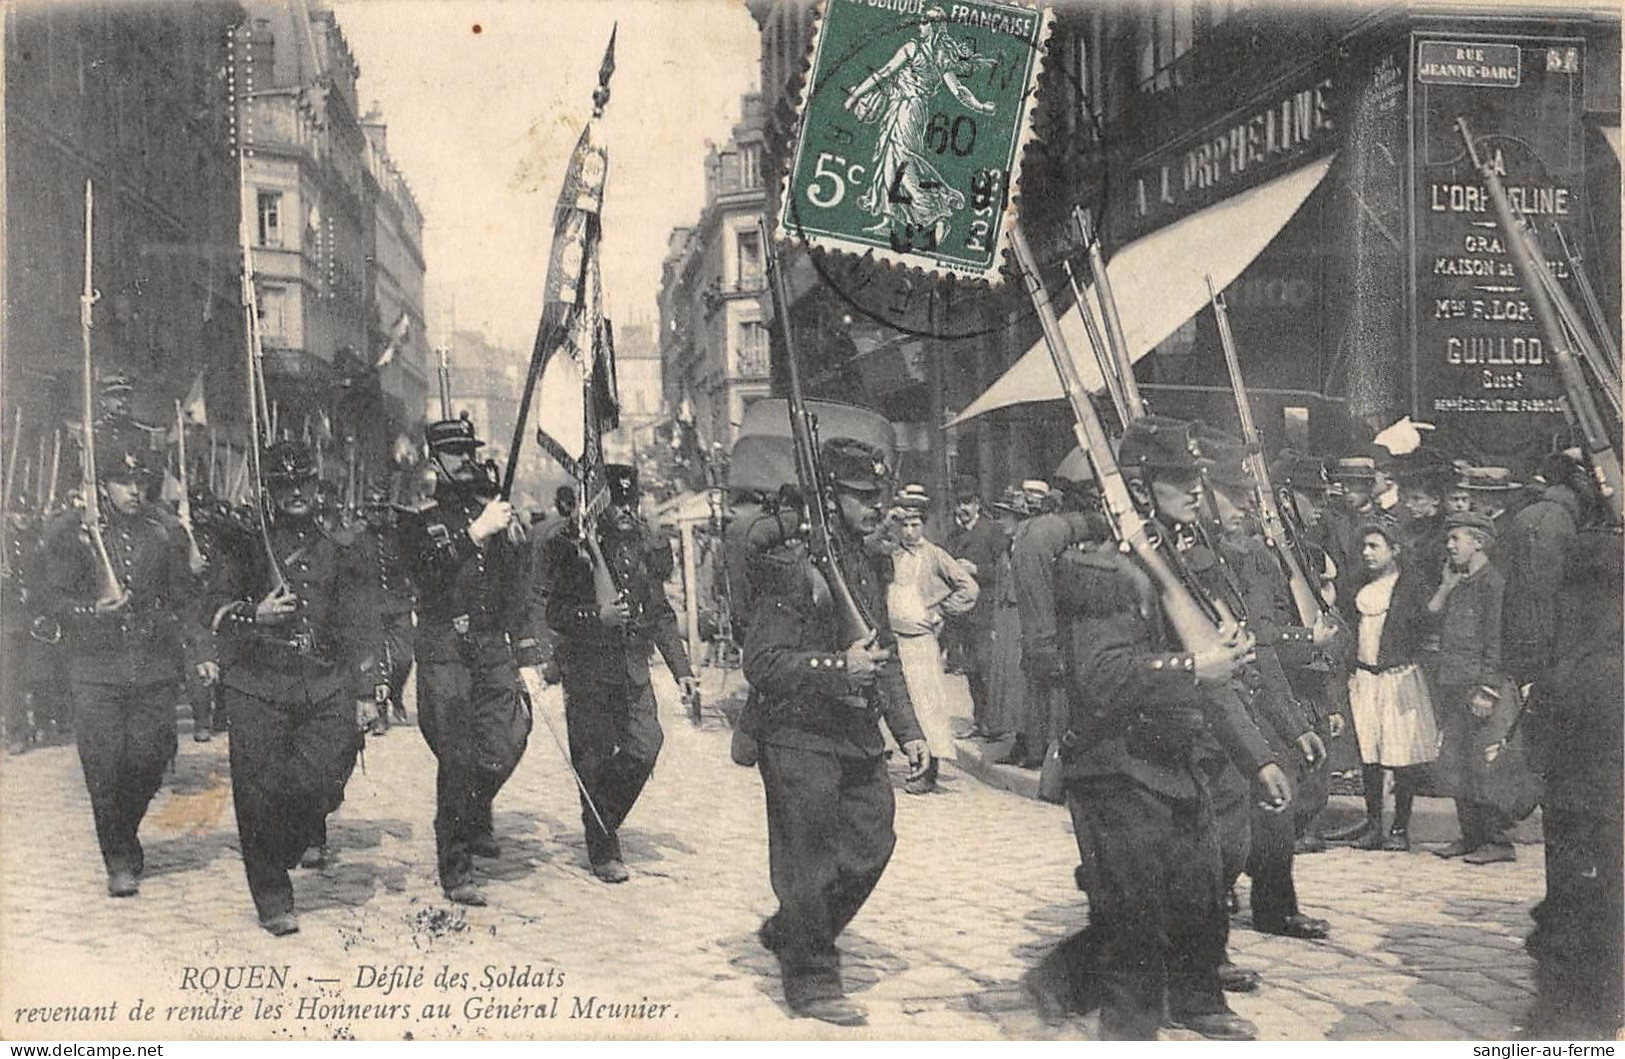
[950,154,1336,426]
[1603,126,1621,164]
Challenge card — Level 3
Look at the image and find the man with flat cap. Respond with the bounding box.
[204,439,385,934]
[402,415,545,906]
[36,421,200,899]
[544,462,695,884]
[741,436,931,1026]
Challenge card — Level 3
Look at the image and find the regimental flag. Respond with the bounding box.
[376,311,412,369]
[527,27,619,512]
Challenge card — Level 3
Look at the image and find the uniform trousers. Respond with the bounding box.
[563,680,664,865]
[1526,807,1624,1039]
[224,685,358,920]
[71,678,179,876]
[757,741,895,1006]
[381,612,414,716]
[1067,774,1231,1040]
[418,648,529,890]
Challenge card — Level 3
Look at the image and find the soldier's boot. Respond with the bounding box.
[259,913,300,937]
[468,835,502,859]
[791,996,867,1027]
[445,882,488,906]
[107,870,140,898]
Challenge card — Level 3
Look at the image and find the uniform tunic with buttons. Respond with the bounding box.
[203,513,383,922]
[402,489,542,890]
[543,517,691,867]
[1046,541,1274,1040]
[741,519,925,1008]
[37,505,198,879]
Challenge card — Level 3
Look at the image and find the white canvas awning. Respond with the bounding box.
[1602,126,1621,163]
[951,154,1336,425]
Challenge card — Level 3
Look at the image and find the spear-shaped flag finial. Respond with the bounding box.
[592,24,617,117]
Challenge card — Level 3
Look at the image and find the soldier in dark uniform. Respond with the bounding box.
[544,463,695,884]
[1525,526,1623,1039]
[1024,416,1289,1041]
[205,440,386,935]
[3,501,42,754]
[362,484,416,725]
[740,438,930,1027]
[402,416,544,907]
[1195,428,1333,944]
[35,423,197,898]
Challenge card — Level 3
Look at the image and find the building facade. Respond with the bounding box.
[657,93,773,453]
[5,2,244,453]
[233,0,428,469]
[746,0,1621,495]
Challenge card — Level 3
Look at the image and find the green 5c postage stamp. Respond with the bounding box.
[778,0,1051,282]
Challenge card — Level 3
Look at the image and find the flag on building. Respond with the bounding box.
[376,311,412,368]
[525,26,619,510]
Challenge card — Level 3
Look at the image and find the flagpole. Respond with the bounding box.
[501,24,616,501]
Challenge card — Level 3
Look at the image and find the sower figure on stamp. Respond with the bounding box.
[543,463,695,884]
[403,415,544,907]
[204,440,385,935]
[36,422,198,899]
[740,437,931,1027]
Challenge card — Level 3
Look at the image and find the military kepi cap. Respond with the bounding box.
[1117,415,1207,473]
[821,437,888,494]
[606,463,638,506]
[426,414,484,454]
[95,423,154,483]
[263,440,318,483]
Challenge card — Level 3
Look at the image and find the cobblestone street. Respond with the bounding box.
[0,668,1547,1041]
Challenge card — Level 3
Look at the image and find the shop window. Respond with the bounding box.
[257,191,282,248]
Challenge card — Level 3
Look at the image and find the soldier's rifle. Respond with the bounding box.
[759,218,877,648]
[79,181,127,606]
[1009,224,1249,664]
[45,430,62,514]
[174,399,206,571]
[236,148,290,591]
[1457,117,1622,523]
[1075,207,1148,420]
[1551,221,1622,395]
[1208,275,1328,626]
[2,408,23,578]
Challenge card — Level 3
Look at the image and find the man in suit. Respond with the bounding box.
[544,464,695,884]
[944,483,1009,740]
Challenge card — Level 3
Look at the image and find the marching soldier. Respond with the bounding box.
[35,423,199,898]
[402,416,544,907]
[1195,427,1333,945]
[739,438,930,1027]
[1026,415,1289,1040]
[205,440,385,935]
[544,463,695,884]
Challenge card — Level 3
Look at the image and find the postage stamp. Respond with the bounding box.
[777,0,1052,283]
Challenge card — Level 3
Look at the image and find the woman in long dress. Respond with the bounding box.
[1342,522,1440,851]
[843,9,995,244]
